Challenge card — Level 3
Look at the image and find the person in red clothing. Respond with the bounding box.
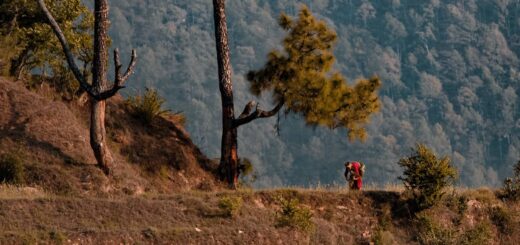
[344,161,365,190]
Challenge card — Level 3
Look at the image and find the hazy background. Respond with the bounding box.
[104,0,520,187]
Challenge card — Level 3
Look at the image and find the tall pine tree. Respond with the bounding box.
[213,4,381,188]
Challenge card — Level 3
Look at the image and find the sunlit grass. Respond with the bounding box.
[0,184,47,200]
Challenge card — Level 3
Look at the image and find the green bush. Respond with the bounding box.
[502,160,520,201]
[398,144,458,210]
[238,158,257,187]
[0,153,25,184]
[415,214,456,245]
[126,88,170,124]
[275,196,314,233]
[218,196,243,218]
[490,206,514,234]
[458,222,493,245]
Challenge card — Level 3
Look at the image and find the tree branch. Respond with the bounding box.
[237,101,257,119]
[121,49,137,83]
[233,98,285,128]
[96,48,137,100]
[37,0,93,95]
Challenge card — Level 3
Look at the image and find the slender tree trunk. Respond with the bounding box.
[91,0,112,175]
[9,47,29,80]
[213,0,239,189]
[38,0,137,176]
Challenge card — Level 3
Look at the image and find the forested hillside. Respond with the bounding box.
[107,0,520,187]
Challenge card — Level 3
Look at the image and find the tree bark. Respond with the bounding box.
[9,47,29,80]
[38,0,137,175]
[90,0,111,174]
[213,0,239,189]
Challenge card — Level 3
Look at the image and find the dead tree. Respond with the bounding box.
[37,0,136,175]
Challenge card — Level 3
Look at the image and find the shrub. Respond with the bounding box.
[48,230,66,244]
[398,144,458,210]
[490,206,514,234]
[218,196,243,218]
[415,214,456,245]
[275,196,314,233]
[0,153,25,184]
[126,88,170,124]
[458,222,493,245]
[502,160,520,201]
[238,158,257,187]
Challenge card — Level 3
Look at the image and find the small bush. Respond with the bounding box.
[502,160,520,201]
[490,206,514,234]
[238,158,257,187]
[372,227,395,245]
[398,144,458,210]
[415,214,456,245]
[446,194,468,225]
[275,196,314,233]
[458,222,493,245]
[48,230,66,245]
[126,88,170,124]
[0,153,25,184]
[218,196,243,218]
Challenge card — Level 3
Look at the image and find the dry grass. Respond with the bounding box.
[0,77,220,196]
[0,185,47,200]
[0,187,518,244]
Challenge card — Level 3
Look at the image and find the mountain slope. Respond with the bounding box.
[0,77,219,195]
[105,0,520,187]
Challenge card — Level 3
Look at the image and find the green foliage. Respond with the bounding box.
[218,196,243,218]
[458,222,493,245]
[0,153,25,184]
[48,230,66,245]
[372,228,395,245]
[126,88,170,124]
[275,196,314,232]
[398,144,458,210]
[0,0,93,97]
[490,206,514,234]
[446,194,468,225]
[415,214,456,245]
[502,160,520,201]
[0,35,20,76]
[238,158,257,187]
[246,5,381,141]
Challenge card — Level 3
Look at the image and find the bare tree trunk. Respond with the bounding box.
[213,0,239,189]
[37,0,136,176]
[9,47,29,80]
[91,0,112,175]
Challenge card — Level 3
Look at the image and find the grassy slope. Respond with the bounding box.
[0,76,220,196]
[0,186,518,245]
[0,78,518,244]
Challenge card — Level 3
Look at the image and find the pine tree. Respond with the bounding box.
[212,3,381,188]
[245,6,381,140]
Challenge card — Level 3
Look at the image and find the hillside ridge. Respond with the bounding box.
[0,76,220,195]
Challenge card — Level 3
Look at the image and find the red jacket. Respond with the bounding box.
[351,162,362,190]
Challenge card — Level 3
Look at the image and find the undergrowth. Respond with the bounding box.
[126,88,170,125]
[275,196,314,233]
[218,196,243,218]
[0,152,25,184]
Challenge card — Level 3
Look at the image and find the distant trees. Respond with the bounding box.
[0,0,93,85]
[212,2,381,188]
[38,0,137,175]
